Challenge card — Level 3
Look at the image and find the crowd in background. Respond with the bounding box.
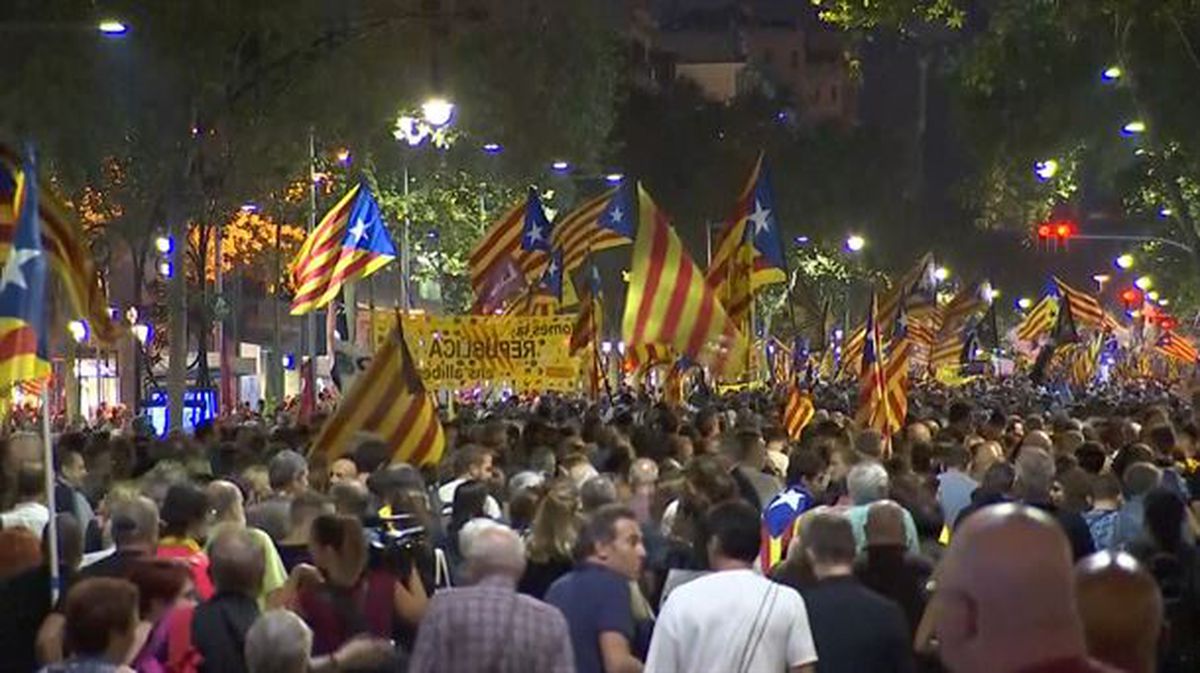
[0,380,1198,673]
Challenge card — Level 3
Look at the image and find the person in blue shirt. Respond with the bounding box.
[546,504,648,673]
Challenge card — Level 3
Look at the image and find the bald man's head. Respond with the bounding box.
[207,480,245,525]
[1075,551,1161,673]
[936,504,1087,673]
[864,500,906,548]
[209,528,264,597]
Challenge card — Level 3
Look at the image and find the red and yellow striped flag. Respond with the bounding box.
[312,321,445,466]
[855,293,897,436]
[1156,330,1199,364]
[469,189,552,310]
[289,183,396,315]
[783,383,815,440]
[1017,295,1058,343]
[0,146,121,343]
[1054,277,1105,329]
[622,186,748,379]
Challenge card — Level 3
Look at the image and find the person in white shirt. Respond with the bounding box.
[438,446,502,519]
[646,500,818,673]
[0,463,50,536]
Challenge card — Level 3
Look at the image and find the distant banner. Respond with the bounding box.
[369,312,580,391]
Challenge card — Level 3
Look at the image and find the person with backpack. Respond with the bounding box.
[1129,488,1200,673]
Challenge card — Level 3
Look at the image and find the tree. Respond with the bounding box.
[2,0,625,416]
[814,0,1200,314]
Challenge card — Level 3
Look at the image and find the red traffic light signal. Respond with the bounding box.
[1035,219,1077,240]
[1120,288,1143,306]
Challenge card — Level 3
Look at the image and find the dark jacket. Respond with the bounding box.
[192,592,260,673]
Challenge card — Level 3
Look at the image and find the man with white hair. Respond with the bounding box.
[842,462,921,553]
[244,609,393,673]
[409,519,575,672]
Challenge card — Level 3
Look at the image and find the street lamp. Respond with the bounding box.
[1034,159,1059,181]
[604,173,624,184]
[934,266,950,282]
[421,98,455,128]
[1092,273,1111,292]
[1017,297,1033,311]
[1102,65,1123,82]
[97,20,128,36]
[1115,253,1135,270]
[481,142,503,154]
[1135,275,1153,291]
[551,160,571,173]
[155,236,173,254]
[845,234,866,253]
[131,323,153,345]
[68,320,89,344]
[1122,120,1147,135]
[1147,290,1160,301]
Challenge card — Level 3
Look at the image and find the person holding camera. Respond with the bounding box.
[279,514,427,660]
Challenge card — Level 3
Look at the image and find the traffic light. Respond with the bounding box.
[1035,217,1077,251]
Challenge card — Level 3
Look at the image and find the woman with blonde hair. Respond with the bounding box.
[518,480,581,599]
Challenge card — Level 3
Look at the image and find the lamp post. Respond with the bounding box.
[393,98,456,312]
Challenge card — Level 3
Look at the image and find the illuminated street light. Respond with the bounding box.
[845,234,866,253]
[1115,254,1135,270]
[335,148,351,165]
[1122,120,1147,135]
[67,320,89,344]
[125,307,139,324]
[551,160,571,172]
[155,236,173,254]
[605,173,624,184]
[1134,275,1153,291]
[1159,298,1171,306]
[1033,159,1059,181]
[987,287,1002,301]
[1159,207,1173,218]
[1017,297,1034,311]
[421,98,455,128]
[97,20,128,36]
[1101,65,1123,82]
[1147,290,1161,301]
[131,323,153,345]
[934,266,950,282]
[481,142,503,154]
[158,261,173,278]
[1093,273,1111,292]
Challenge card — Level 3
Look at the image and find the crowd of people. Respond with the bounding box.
[0,381,1198,673]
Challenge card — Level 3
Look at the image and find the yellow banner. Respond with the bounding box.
[370,312,581,392]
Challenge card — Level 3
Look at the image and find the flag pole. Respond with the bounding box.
[41,386,60,603]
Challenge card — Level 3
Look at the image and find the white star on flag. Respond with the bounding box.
[526,223,544,245]
[769,488,805,513]
[748,199,772,234]
[609,205,624,223]
[348,218,369,243]
[547,260,559,277]
[0,247,40,293]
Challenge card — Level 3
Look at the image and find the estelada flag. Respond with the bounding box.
[290,182,396,315]
[0,145,121,343]
[622,185,747,379]
[469,188,553,310]
[312,319,445,466]
[552,180,635,272]
[0,148,50,390]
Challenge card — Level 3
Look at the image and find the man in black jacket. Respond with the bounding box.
[193,528,265,673]
[799,511,915,673]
